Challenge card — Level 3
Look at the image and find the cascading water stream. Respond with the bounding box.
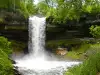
[28,16,46,57]
[14,16,80,75]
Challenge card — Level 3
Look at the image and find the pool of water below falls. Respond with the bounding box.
[14,56,80,75]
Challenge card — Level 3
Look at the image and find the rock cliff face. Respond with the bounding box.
[1,11,100,42]
[0,10,28,41]
[0,30,28,42]
[0,10,27,24]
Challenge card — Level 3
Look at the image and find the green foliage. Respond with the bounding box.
[0,0,36,18]
[0,0,11,9]
[90,25,100,38]
[0,36,14,75]
[65,44,90,60]
[1,0,100,21]
[65,43,100,60]
[65,51,81,60]
[82,0,100,13]
[17,0,36,18]
[76,44,90,52]
[0,53,14,75]
[84,44,100,57]
[37,0,56,18]
[0,37,12,55]
[51,0,82,23]
[37,0,100,24]
[47,39,100,60]
[37,1,49,15]
[0,0,20,11]
[65,52,100,75]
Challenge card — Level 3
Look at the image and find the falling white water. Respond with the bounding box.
[28,15,46,57]
[14,15,80,75]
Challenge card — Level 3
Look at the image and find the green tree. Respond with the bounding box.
[16,0,36,18]
[37,0,100,24]
[0,0,36,18]
[82,0,100,13]
[0,0,20,11]
[90,25,100,38]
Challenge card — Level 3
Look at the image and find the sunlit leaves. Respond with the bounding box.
[40,0,100,24]
[46,0,83,23]
[17,0,36,18]
[18,1,29,18]
[1,0,100,21]
[90,25,100,38]
[37,1,49,15]
[0,0,36,18]
[83,5,92,13]
[82,0,100,13]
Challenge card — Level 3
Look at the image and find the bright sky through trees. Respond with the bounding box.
[34,0,43,4]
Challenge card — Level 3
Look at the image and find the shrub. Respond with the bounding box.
[0,37,12,55]
[89,25,100,38]
[0,36,14,75]
[84,44,100,57]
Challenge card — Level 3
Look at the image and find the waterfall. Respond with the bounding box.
[14,16,80,75]
[28,16,46,57]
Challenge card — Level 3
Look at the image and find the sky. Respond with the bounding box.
[34,0,44,4]
[34,0,39,4]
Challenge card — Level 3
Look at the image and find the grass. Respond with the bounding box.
[75,44,90,52]
[64,43,100,75]
[64,51,81,60]
[65,43,100,60]
[64,52,100,75]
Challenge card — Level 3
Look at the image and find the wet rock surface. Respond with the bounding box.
[14,66,22,75]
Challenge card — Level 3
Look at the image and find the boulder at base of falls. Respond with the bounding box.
[97,72,100,75]
[56,47,68,55]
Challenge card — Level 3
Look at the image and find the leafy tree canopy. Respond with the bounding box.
[36,0,100,24]
[0,0,37,18]
[1,0,100,22]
